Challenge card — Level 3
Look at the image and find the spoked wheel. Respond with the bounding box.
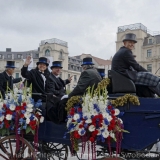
[0,135,37,160]
[37,142,68,160]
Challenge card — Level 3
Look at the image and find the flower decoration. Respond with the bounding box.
[65,78,129,159]
[0,81,44,136]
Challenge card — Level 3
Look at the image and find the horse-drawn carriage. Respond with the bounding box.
[1,70,160,160]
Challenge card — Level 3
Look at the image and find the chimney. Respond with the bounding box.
[6,48,11,52]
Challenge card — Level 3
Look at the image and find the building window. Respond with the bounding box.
[147,49,152,57]
[0,54,2,59]
[148,39,152,44]
[16,62,19,68]
[147,64,152,72]
[59,51,63,59]
[74,75,77,82]
[68,74,70,78]
[7,54,12,59]
[15,73,19,78]
[45,49,50,56]
[17,54,22,59]
[60,73,62,78]
[35,53,39,58]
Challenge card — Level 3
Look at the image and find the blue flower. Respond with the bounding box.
[29,114,34,121]
[23,125,27,130]
[84,123,88,128]
[104,118,109,125]
[94,104,100,112]
[21,110,25,114]
[77,119,81,123]
[80,129,86,135]
[19,118,24,125]
[18,95,22,104]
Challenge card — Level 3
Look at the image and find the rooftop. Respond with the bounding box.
[40,38,68,47]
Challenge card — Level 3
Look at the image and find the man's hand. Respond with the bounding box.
[61,95,68,100]
[24,56,32,67]
[68,75,73,82]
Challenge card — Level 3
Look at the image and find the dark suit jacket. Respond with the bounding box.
[21,66,47,102]
[111,46,147,81]
[68,68,102,98]
[46,73,70,98]
[0,71,21,98]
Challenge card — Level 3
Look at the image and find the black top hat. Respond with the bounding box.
[6,61,16,68]
[97,68,105,77]
[123,33,137,43]
[36,57,49,66]
[81,57,94,66]
[51,61,63,69]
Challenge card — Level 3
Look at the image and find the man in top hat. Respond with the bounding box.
[97,68,105,79]
[46,61,72,98]
[0,61,22,98]
[21,56,50,102]
[61,57,102,99]
[112,33,160,97]
[46,61,72,123]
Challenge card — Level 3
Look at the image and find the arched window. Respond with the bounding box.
[59,51,63,59]
[45,49,50,56]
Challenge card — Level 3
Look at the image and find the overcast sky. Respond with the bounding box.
[0,0,160,59]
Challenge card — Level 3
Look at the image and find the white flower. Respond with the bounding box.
[40,116,44,123]
[27,104,33,108]
[73,114,80,121]
[115,109,120,116]
[102,130,109,138]
[67,118,72,128]
[0,102,3,109]
[26,118,30,124]
[26,108,33,112]
[0,115,4,121]
[110,132,115,139]
[102,113,110,119]
[118,118,123,124]
[107,115,112,122]
[78,128,86,136]
[27,88,30,92]
[88,125,95,132]
[14,88,18,94]
[85,118,92,124]
[9,104,16,111]
[6,114,12,120]
[24,112,31,118]
[36,111,42,115]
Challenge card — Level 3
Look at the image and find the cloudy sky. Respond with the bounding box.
[0,0,160,59]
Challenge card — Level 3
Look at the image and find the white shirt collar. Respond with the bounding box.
[52,73,59,78]
[6,71,12,77]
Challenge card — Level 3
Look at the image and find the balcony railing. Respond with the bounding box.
[40,38,68,47]
[118,23,147,33]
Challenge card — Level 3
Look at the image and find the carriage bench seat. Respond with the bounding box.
[108,70,136,94]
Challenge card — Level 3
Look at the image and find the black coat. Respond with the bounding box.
[21,66,49,102]
[68,68,102,98]
[0,71,22,98]
[111,46,147,81]
[46,73,70,99]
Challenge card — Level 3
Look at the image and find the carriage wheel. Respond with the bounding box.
[0,135,37,160]
[37,142,68,160]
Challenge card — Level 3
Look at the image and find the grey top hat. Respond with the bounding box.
[123,33,137,43]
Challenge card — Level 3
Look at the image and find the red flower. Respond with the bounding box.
[6,109,12,115]
[16,106,21,111]
[22,102,26,107]
[74,131,80,139]
[3,104,6,109]
[21,106,25,110]
[20,114,24,118]
[70,111,74,116]
[89,137,95,143]
[5,123,10,128]
[77,108,82,112]
[108,105,112,110]
[79,124,83,128]
[92,130,98,137]
[29,120,37,126]
[111,110,115,115]
[98,114,103,120]
[31,125,36,130]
